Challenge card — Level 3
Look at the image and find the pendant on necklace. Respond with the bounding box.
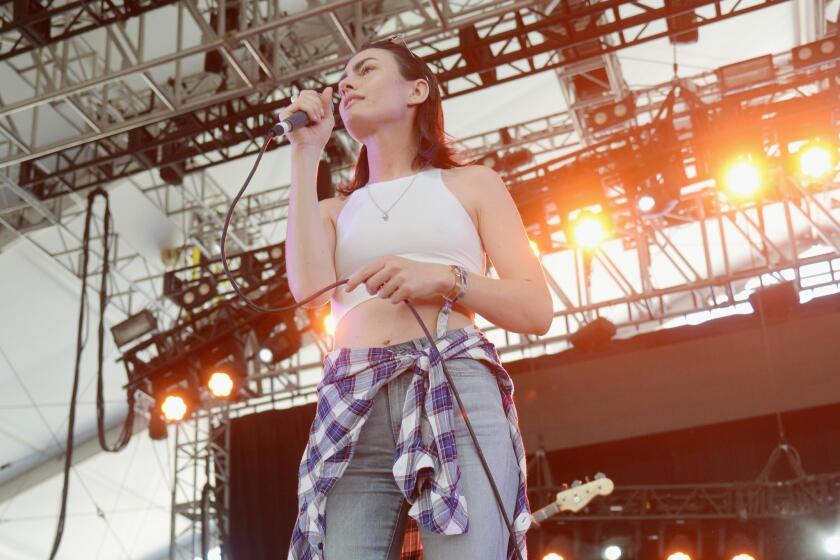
[382,213,389,221]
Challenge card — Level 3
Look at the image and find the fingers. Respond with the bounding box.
[322,86,334,113]
[364,268,393,295]
[345,261,385,292]
[378,278,402,301]
[277,89,328,124]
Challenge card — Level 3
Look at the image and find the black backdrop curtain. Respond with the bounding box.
[221,403,317,560]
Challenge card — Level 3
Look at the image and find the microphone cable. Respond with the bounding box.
[220,125,524,560]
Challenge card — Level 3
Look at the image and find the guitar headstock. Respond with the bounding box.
[555,472,614,513]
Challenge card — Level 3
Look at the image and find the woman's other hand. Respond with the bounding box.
[344,256,453,304]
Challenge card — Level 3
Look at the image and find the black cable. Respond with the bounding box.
[220,131,524,560]
[49,188,134,560]
[95,193,134,453]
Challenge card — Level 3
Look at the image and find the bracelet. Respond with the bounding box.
[444,265,469,302]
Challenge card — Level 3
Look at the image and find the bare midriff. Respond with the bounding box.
[332,295,475,350]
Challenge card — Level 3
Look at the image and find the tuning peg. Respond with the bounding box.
[594,472,606,480]
[572,480,582,487]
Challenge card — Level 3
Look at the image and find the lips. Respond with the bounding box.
[343,95,363,109]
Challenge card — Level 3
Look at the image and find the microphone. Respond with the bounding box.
[272,111,310,136]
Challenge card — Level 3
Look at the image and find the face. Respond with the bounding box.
[337,48,428,140]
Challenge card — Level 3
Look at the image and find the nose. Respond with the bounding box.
[338,77,355,98]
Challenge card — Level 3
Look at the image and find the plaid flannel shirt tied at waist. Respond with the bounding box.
[288,324,531,560]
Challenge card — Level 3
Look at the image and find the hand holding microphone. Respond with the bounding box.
[275,86,335,154]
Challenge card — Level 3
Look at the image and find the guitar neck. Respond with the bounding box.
[531,502,561,524]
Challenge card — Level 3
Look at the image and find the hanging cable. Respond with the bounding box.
[49,188,134,560]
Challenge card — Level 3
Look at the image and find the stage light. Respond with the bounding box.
[258,347,274,364]
[569,211,609,250]
[603,544,622,559]
[542,554,564,560]
[666,553,691,560]
[529,238,541,257]
[825,534,840,556]
[324,313,336,336]
[726,530,758,560]
[111,309,157,347]
[722,155,763,199]
[256,313,301,364]
[637,194,657,213]
[148,406,168,440]
[207,371,234,398]
[798,142,835,180]
[161,393,189,422]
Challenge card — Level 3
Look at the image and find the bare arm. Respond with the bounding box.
[285,151,337,309]
[440,165,553,335]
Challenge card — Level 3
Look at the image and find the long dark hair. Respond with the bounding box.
[335,38,468,198]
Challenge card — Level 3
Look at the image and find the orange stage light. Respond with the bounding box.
[207,371,234,398]
[570,211,609,250]
[529,238,541,257]
[723,155,764,199]
[798,142,835,180]
[666,553,692,560]
[731,554,756,560]
[161,394,189,422]
[323,313,336,336]
[542,554,565,560]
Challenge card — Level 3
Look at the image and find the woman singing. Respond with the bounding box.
[282,35,553,560]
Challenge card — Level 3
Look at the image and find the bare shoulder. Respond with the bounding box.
[442,164,511,214]
[441,164,502,189]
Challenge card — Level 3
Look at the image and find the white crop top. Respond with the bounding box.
[330,166,485,327]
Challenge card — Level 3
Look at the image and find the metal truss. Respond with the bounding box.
[0,0,181,62]
[0,173,180,321]
[0,0,789,195]
[169,408,228,560]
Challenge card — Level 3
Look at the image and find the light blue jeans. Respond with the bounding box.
[323,328,520,559]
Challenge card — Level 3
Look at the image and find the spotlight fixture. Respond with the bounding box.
[603,543,622,560]
[725,530,759,560]
[637,194,657,213]
[163,270,218,310]
[791,35,840,69]
[824,534,840,556]
[720,153,765,200]
[529,238,541,257]
[147,405,168,440]
[160,391,192,422]
[568,210,611,250]
[585,96,636,132]
[207,370,235,398]
[796,140,836,181]
[665,530,696,560]
[111,309,157,347]
[256,313,301,364]
[323,312,336,336]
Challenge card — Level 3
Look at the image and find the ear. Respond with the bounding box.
[407,78,430,107]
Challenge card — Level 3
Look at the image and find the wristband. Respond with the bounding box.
[444,265,469,302]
